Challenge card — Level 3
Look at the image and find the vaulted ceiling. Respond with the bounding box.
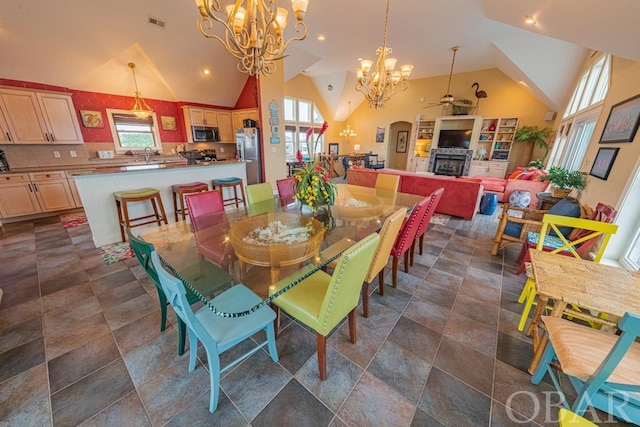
[0,0,637,120]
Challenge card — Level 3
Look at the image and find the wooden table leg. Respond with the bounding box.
[528,299,567,374]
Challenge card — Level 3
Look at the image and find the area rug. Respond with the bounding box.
[60,212,88,228]
[430,213,450,226]
[98,242,135,265]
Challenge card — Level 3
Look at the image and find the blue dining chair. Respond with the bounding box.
[150,251,279,413]
[531,312,640,424]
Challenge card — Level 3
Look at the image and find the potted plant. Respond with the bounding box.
[543,166,587,198]
[514,126,551,164]
[452,99,474,115]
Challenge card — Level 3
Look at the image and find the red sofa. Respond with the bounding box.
[347,168,483,220]
[472,176,549,207]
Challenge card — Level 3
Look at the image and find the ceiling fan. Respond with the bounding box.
[424,46,470,110]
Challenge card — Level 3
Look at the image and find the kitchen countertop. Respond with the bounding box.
[4,159,242,175]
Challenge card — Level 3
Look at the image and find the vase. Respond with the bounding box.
[300,204,314,215]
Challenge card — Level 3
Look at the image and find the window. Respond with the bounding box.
[106,109,162,153]
[549,54,610,170]
[284,97,325,160]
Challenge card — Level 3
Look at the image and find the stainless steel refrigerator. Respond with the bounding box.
[236,128,263,185]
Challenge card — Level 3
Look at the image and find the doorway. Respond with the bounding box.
[387,121,413,170]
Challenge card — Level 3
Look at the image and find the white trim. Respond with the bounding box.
[106,108,163,154]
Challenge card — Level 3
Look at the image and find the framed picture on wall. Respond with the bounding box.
[396,131,408,153]
[599,93,640,143]
[328,143,339,155]
[375,126,385,143]
[589,147,619,180]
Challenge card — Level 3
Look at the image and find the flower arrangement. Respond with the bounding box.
[293,120,337,212]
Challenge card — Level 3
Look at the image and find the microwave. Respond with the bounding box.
[192,126,219,142]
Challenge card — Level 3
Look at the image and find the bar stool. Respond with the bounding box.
[211,177,246,208]
[114,188,168,242]
[171,182,208,221]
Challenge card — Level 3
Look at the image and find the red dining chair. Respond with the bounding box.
[276,177,297,205]
[410,188,444,266]
[185,190,236,270]
[515,203,616,275]
[389,196,430,288]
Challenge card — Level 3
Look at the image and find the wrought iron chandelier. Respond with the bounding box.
[355,0,413,109]
[128,63,153,119]
[193,0,309,77]
[339,101,357,142]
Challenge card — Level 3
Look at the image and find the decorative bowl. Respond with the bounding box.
[228,213,325,267]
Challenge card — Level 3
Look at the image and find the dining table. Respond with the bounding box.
[138,183,424,318]
[526,249,640,373]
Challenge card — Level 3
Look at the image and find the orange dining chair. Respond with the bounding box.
[515,202,616,275]
[516,213,618,331]
[410,188,444,265]
[389,196,430,288]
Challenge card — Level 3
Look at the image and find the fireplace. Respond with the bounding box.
[428,148,473,177]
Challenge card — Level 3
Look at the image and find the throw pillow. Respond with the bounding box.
[547,198,581,237]
[509,190,531,208]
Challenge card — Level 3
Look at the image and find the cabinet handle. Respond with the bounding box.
[28,183,33,192]
[33,183,38,192]
[50,133,55,142]
[5,132,11,142]
[45,133,50,142]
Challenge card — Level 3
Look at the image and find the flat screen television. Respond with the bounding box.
[438,129,472,149]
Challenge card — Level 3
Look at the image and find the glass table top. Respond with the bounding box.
[138,184,424,316]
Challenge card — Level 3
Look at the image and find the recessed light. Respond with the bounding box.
[524,15,536,25]
[317,34,326,41]
[202,68,211,75]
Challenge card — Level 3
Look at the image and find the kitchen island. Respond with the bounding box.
[72,160,247,247]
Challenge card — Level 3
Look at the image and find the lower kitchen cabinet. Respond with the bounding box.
[469,160,508,178]
[0,171,77,218]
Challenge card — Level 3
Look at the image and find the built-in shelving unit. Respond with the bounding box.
[406,118,435,172]
[477,117,519,161]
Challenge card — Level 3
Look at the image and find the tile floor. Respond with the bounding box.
[0,211,628,426]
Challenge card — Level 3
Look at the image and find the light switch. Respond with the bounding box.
[272,147,277,152]
[220,147,224,152]
[69,150,77,157]
[53,151,61,158]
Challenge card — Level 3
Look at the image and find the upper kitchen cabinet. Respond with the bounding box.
[216,111,234,143]
[231,108,259,131]
[0,87,84,144]
[186,107,218,127]
[0,106,12,143]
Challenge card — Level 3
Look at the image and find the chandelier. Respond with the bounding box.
[127,63,153,119]
[355,0,413,109]
[339,101,358,142]
[194,0,309,77]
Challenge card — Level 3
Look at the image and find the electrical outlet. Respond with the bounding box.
[220,147,224,152]
[69,150,77,158]
[53,151,61,158]
[272,147,277,153]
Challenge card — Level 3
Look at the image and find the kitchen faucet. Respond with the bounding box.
[143,147,153,163]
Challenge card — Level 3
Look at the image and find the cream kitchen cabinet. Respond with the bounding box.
[469,160,509,178]
[216,111,234,142]
[66,174,83,207]
[0,87,84,144]
[231,108,259,132]
[0,106,12,143]
[186,107,218,127]
[0,174,41,217]
[0,171,76,218]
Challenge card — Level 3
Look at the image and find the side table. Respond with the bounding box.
[536,192,576,210]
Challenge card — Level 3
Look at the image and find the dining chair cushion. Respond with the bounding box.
[526,232,574,252]
[543,316,640,386]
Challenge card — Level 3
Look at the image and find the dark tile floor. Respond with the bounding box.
[0,211,627,426]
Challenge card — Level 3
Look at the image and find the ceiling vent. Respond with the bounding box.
[148,17,166,28]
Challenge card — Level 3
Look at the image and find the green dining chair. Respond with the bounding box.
[150,251,278,413]
[246,182,275,216]
[269,232,379,380]
[126,228,232,356]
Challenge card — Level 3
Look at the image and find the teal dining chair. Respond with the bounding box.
[531,312,640,424]
[150,251,279,413]
[127,228,232,356]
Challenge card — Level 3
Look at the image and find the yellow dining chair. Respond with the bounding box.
[374,173,400,192]
[269,233,379,380]
[245,182,275,216]
[517,214,618,331]
[558,409,597,427]
[319,207,405,317]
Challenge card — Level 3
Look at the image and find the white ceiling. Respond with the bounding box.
[0,0,638,119]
